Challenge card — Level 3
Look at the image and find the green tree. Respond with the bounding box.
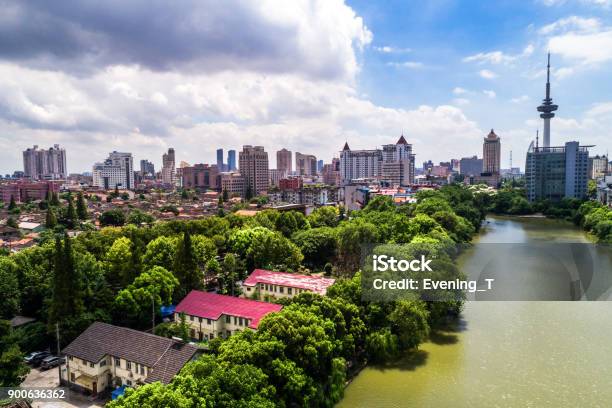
[0,320,30,387]
[105,237,134,287]
[8,195,16,211]
[366,328,399,363]
[6,217,18,229]
[142,236,177,271]
[127,209,154,226]
[65,195,78,228]
[99,209,126,227]
[292,227,338,269]
[45,207,58,228]
[76,192,88,220]
[174,231,201,298]
[308,206,339,228]
[388,300,430,350]
[50,191,60,207]
[49,236,83,325]
[222,189,229,202]
[0,258,20,319]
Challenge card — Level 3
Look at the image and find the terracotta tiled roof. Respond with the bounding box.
[175,291,282,329]
[244,269,335,296]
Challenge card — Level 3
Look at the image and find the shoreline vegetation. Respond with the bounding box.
[1,183,609,407]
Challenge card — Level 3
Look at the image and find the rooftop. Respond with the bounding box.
[62,322,197,384]
[244,269,336,296]
[175,291,282,329]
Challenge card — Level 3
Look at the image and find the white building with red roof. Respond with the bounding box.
[243,269,336,300]
[174,290,282,341]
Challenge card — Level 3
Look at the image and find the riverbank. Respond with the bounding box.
[338,216,611,407]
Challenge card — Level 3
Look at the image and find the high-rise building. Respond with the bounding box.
[588,155,609,179]
[220,172,246,197]
[216,148,225,171]
[339,142,383,184]
[92,151,134,190]
[161,148,176,185]
[269,169,283,188]
[525,141,590,201]
[322,158,341,186]
[276,149,292,175]
[483,129,501,175]
[381,135,415,186]
[459,156,483,177]
[317,160,324,174]
[536,53,558,148]
[239,145,269,195]
[22,144,67,180]
[140,160,155,178]
[295,152,317,176]
[525,56,591,202]
[227,150,237,171]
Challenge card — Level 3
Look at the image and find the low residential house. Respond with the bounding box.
[174,291,282,341]
[61,322,198,397]
[243,269,336,300]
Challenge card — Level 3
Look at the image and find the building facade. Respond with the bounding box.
[239,145,269,195]
[181,164,220,190]
[295,152,317,176]
[175,291,282,341]
[92,152,134,190]
[22,144,67,180]
[483,129,501,175]
[589,155,609,179]
[243,269,335,300]
[139,160,155,178]
[161,148,176,185]
[220,172,246,197]
[61,322,197,397]
[380,135,415,186]
[525,141,590,202]
[227,150,236,171]
[276,149,292,175]
[459,156,483,177]
[339,142,383,185]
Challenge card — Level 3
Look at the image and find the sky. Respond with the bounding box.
[0,0,611,174]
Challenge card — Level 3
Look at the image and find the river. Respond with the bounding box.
[338,216,612,407]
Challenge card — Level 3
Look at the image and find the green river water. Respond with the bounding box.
[338,216,612,408]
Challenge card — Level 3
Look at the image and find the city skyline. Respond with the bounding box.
[0,1,611,174]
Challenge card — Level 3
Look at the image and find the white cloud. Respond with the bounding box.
[522,44,535,56]
[483,90,496,98]
[453,87,468,95]
[479,69,497,79]
[387,61,425,69]
[510,95,530,103]
[463,51,515,65]
[374,45,411,53]
[539,16,601,35]
[548,30,612,64]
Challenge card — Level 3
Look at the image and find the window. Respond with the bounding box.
[226,315,231,323]
[90,362,94,368]
[234,316,238,325]
[126,380,132,386]
[70,373,75,382]
[210,333,214,340]
[115,357,121,367]
[100,359,106,367]
[190,315,194,321]
[279,286,284,294]
[288,287,292,295]
[199,317,202,323]
[68,356,73,361]
[82,359,87,365]
[207,319,211,325]
[126,361,132,370]
[141,366,145,375]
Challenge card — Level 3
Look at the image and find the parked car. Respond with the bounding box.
[40,356,65,370]
[24,351,51,366]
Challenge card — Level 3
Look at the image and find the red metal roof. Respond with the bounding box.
[244,269,336,296]
[175,290,282,329]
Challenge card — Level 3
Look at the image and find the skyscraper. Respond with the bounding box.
[339,142,383,184]
[239,145,269,196]
[277,149,292,175]
[22,144,67,180]
[162,148,176,185]
[93,151,134,190]
[295,152,317,176]
[140,160,155,178]
[227,150,236,171]
[381,135,416,186]
[216,148,224,171]
[536,53,558,148]
[483,129,501,175]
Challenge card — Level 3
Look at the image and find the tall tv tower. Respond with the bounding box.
[536,53,558,148]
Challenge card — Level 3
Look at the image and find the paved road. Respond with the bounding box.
[20,367,104,408]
